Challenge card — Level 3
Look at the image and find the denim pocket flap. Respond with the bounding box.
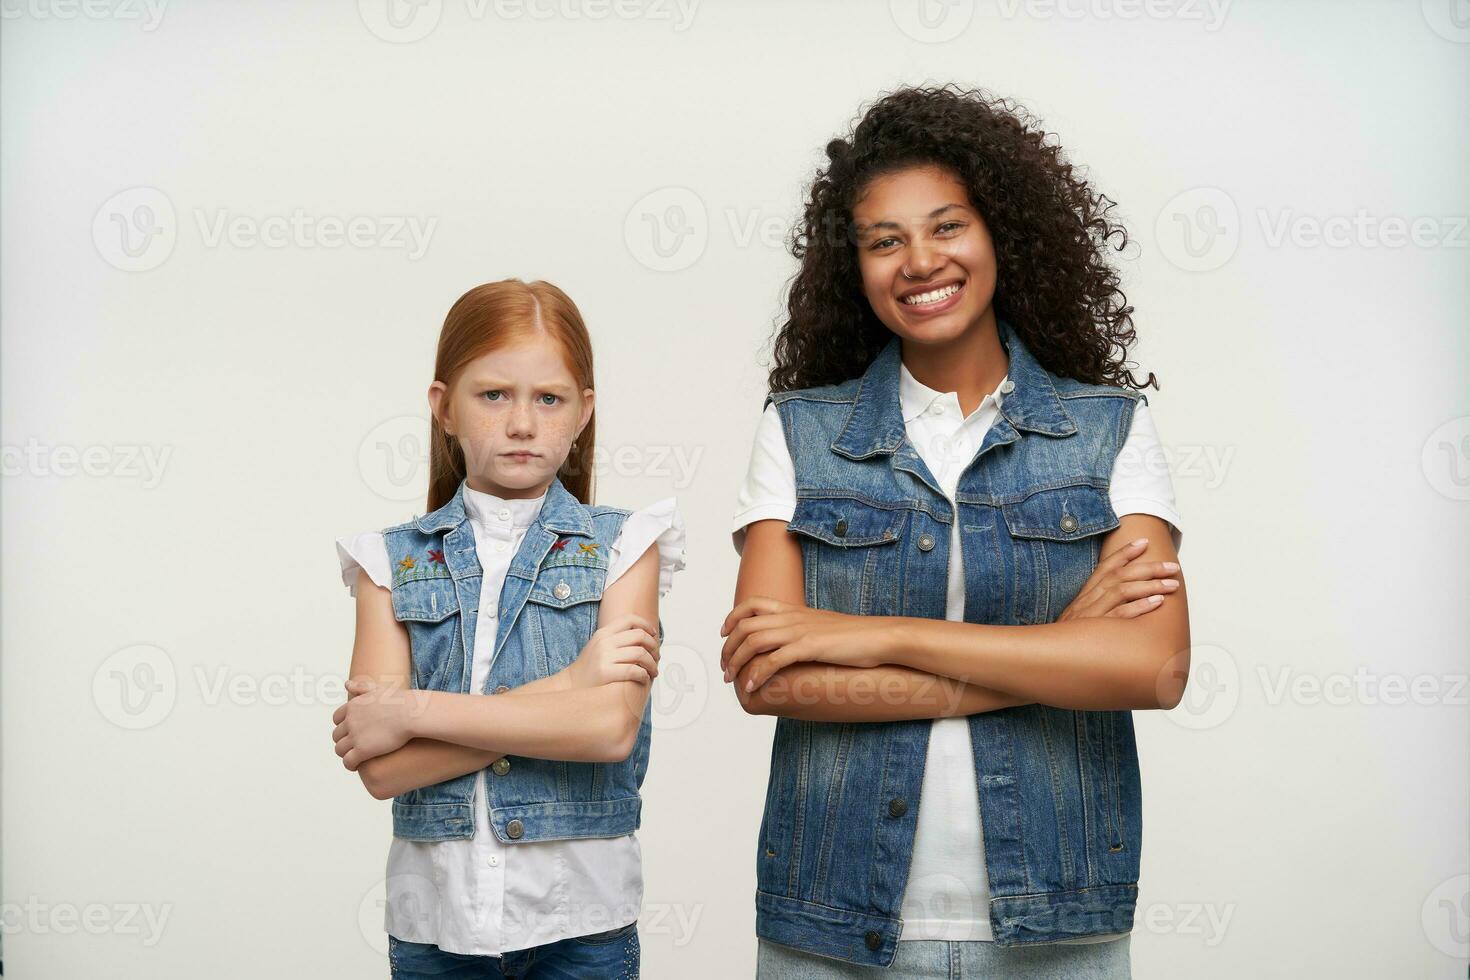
[527,564,606,609]
[788,496,905,547]
[391,579,460,622]
[1001,482,1119,542]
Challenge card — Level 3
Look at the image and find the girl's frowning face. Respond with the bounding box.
[852,165,997,348]
[429,338,593,498]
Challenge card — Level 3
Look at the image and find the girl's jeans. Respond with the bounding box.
[388,922,639,979]
[756,934,1131,979]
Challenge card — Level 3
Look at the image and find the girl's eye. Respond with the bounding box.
[539,394,560,406]
[482,390,504,402]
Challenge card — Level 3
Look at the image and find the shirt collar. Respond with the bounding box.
[898,359,1009,424]
[462,482,546,530]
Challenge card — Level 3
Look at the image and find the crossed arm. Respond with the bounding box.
[723,514,1190,720]
[337,543,661,800]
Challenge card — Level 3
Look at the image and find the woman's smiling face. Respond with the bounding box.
[852,164,997,347]
[428,337,593,497]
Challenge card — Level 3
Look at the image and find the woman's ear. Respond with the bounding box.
[427,380,452,435]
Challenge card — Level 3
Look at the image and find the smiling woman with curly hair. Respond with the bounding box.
[723,83,1190,978]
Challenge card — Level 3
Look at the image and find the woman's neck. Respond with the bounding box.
[898,309,1008,417]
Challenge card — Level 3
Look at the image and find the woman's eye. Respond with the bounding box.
[482,390,503,402]
[869,237,898,251]
[539,394,560,406]
[937,221,963,234]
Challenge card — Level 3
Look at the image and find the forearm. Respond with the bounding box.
[740,661,1030,722]
[408,683,641,763]
[357,738,499,800]
[885,617,1174,710]
[353,672,570,798]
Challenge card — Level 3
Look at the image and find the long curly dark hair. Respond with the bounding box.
[768,83,1157,394]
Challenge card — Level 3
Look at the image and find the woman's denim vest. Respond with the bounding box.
[380,475,655,845]
[756,319,1145,965]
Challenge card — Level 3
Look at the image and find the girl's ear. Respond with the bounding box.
[427,380,452,435]
[576,388,595,440]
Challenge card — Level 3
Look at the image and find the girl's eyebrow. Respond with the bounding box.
[855,203,967,236]
[467,377,575,394]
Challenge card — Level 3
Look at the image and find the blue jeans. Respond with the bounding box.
[756,934,1131,979]
[388,922,639,979]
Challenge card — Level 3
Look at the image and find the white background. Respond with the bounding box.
[3,1,1468,977]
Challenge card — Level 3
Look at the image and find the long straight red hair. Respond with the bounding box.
[425,279,597,513]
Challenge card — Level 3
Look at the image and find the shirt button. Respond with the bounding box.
[1000,379,1015,394]
[917,533,935,552]
[497,508,510,520]
[487,854,500,867]
[505,819,525,840]
[495,541,508,553]
[491,757,511,776]
[1060,515,1079,533]
[888,798,908,818]
[833,519,848,537]
[553,581,572,600]
[865,930,882,951]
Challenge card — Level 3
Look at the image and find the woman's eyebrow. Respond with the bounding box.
[856,203,967,235]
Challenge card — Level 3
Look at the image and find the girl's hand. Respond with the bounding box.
[563,612,661,689]
[331,678,422,770]
[1058,537,1182,622]
[719,597,889,691]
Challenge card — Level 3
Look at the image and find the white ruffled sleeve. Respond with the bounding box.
[334,531,393,598]
[605,498,687,597]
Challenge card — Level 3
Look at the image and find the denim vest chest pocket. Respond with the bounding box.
[391,575,466,693]
[1000,480,1119,625]
[524,561,606,675]
[787,496,907,617]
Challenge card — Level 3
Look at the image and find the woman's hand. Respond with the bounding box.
[332,678,424,770]
[563,612,661,689]
[719,597,894,692]
[1058,537,1181,622]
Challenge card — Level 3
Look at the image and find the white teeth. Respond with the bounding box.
[901,282,961,306]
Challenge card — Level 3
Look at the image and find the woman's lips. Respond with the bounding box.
[502,452,537,463]
[897,279,965,316]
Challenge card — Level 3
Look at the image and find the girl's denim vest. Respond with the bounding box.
[757,319,1145,965]
[380,475,654,845]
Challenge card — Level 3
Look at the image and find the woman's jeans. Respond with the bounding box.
[388,922,639,979]
[756,934,1131,979]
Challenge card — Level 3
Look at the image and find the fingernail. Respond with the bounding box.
[1148,595,1163,604]
[1161,579,1179,587]
[744,679,755,693]
[1162,561,1180,572]
[1132,537,1148,547]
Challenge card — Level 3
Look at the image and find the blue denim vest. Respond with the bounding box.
[756,319,1145,965]
[381,475,655,845]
